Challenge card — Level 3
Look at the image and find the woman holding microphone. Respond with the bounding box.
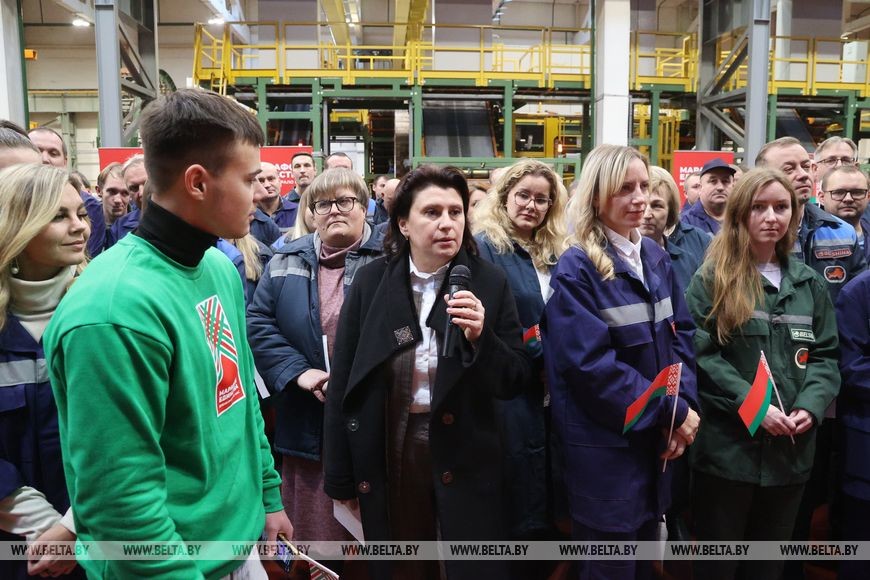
[324,165,532,580]
[542,144,700,580]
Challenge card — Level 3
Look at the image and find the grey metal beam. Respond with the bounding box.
[95,0,123,147]
[702,88,748,106]
[701,32,747,97]
[699,106,745,145]
[695,0,716,149]
[744,0,771,166]
[29,92,100,113]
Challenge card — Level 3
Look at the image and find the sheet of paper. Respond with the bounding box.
[333,499,365,544]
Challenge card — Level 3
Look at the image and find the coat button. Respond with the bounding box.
[357,481,371,494]
[347,419,359,432]
[441,412,455,425]
[441,471,454,485]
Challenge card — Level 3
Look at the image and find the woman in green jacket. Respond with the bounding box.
[685,167,840,580]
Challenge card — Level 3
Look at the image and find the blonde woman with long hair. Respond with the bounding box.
[472,159,568,547]
[685,167,839,580]
[541,145,700,579]
[0,163,89,578]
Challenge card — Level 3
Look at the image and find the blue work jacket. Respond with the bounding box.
[795,203,866,303]
[666,222,711,293]
[250,209,281,246]
[0,314,70,514]
[680,200,721,236]
[247,227,384,460]
[271,197,299,232]
[836,271,870,500]
[476,235,549,537]
[106,208,139,249]
[82,193,105,258]
[541,238,699,533]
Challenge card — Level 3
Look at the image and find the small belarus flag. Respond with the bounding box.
[523,324,541,348]
[738,352,774,436]
[623,363,682,433]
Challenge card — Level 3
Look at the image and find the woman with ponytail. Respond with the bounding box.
[542,144,700,579]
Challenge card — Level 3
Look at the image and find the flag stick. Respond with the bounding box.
[762,350,795,445]
[662,363,683,473]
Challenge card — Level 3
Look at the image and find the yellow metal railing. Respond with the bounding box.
[194,22,870,97]
[194,21,590,89]
[631,31,697,91]
[714,31,870,97]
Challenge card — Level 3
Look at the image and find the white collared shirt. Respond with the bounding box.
[604,226,645,285]
[408,257,449,413]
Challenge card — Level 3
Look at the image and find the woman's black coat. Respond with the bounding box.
[324,247,533,578]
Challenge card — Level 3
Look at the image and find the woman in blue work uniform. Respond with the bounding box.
[0,163,89,579]
[542,144,700,580]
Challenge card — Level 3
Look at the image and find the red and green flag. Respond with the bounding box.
[623,363,682,433]
[738,352,774,436]
[523,324,541,349]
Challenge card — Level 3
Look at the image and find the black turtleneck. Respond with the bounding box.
[134,202,217,267]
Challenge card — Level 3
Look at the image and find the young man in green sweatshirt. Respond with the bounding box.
[45,88,293,579]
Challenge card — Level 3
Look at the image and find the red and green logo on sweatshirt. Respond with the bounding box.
[197,295,246,416]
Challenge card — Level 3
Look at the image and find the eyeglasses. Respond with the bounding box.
[818,156,857,167]
[312,197,358,215]
[825,188,868,201]
[513,191,552,210]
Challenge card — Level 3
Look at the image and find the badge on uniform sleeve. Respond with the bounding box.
[824,265,846,283]
[795,347,809,369]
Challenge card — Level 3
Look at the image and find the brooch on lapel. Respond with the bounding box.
[394,326,414,346]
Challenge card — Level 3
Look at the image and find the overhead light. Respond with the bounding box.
[72,18,90,27]
[208,17,225,25]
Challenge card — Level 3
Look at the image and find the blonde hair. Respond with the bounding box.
[285,188,315,242]
[703,167,800,343]
[305,167,369,208]
[0,164,85,331]
[568,144,649,280]
[647,165,681,229]
[227,235,263,282]
[472,159,568,268]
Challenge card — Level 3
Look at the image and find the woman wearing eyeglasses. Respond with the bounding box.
[471,160,568,552]
[247,168,384,553]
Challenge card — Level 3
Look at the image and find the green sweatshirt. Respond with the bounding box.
[45,235,283,579]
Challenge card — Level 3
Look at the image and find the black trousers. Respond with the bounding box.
[837,493,870,580]
[692,470,804,580]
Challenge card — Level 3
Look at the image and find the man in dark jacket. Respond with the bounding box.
[680,158,735,235]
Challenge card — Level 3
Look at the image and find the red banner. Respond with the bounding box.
[671,150,735,205]
[98,148,143,170]
[259,146,313,195]
[98,146,313,197]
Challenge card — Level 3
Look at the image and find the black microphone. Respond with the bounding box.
[442,265,472,358]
